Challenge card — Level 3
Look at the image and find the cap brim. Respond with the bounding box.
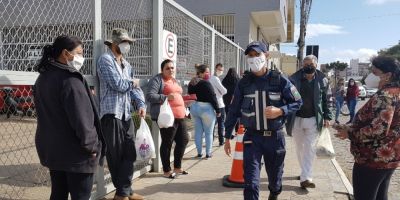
[245,46,263,55]
[104,38,135,46]
[120,36,135,44]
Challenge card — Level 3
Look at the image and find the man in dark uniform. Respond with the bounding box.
[224,41,302,200]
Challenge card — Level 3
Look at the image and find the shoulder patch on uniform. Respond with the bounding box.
[290,86,301,101]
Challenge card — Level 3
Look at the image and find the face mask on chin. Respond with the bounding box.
[247,53,266,72]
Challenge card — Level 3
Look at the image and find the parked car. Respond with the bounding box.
[364,85,378,97]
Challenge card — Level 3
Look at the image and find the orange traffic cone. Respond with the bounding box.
[223,124,245,188]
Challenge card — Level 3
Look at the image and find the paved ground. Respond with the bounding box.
[331,98,400,200]
[102,136,350,200]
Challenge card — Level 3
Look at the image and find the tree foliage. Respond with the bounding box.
[378,42,400,61]
[326,61,348,71]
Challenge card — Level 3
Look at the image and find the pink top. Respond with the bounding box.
[163,78,186,119]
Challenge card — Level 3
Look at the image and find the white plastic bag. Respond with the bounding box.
[315,128,336,159]
[135,118,156,161]
[157,100,174,128]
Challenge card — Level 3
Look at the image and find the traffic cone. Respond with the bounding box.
[223,124,245,188]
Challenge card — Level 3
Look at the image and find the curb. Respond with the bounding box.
[331,158,354,200]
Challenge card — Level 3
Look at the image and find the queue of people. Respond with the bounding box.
[33,29,399,200]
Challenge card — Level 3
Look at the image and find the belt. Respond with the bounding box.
[246,128,283,137]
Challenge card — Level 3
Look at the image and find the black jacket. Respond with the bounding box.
[222,76,239,108]
[188,79,220,113]
[34,61,106,173]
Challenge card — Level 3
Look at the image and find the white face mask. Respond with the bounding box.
[216,70,223,77]
[247,53,266,72]
[364,73,380,88]
[67,54,85,71]
[118,42,130,54]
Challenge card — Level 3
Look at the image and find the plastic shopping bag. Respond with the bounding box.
[135,118,156,161]
[157,100,174,128]
[315,128,336,159]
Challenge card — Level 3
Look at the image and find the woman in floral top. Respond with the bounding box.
[334,56,400,200]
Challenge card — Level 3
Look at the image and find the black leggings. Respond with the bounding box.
[159,119,189,172]
[353,163,395,200]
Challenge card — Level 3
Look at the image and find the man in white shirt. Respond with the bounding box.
[209,63,228,146]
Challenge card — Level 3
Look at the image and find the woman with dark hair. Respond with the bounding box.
[34,35,105,200]
[334,78,346,124]
[188,64,220,159]
[346,78,359,124]
[146,59,189,178]
[222,67,240,114]
[335,56,400,200]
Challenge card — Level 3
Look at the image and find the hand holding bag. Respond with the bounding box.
[135,118,156,161]
[157,100,174,128]
[315,128,336,159]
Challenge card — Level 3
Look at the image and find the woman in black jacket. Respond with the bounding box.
[188,64,220,159]
[222,67,240,114]
[34,35,105,200]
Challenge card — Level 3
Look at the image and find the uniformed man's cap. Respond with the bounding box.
[245,41,267,55]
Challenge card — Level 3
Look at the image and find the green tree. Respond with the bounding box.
[326,61,348,71]
[326,61,349,86]
[378,42,400,61]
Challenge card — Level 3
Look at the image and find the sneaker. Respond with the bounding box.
[300,180,316,189]
[335,120,340,124]
[268,194,278,200]
[195,154,202,159]
[205,154,212,159]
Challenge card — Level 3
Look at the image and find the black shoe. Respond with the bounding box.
[268,194,278,200]
[219,142,224,146]
[335,120,340,124]
[205,154,212,159]
[300,180,316,189]
[195,154,202,159]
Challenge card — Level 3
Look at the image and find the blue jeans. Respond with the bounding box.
[190,102,216,156]
[347,98,357,122]
[335,96,344,121]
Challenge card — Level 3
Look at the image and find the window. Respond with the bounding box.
[203,14,235,42]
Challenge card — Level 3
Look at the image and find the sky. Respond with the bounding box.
[280,0,400,64]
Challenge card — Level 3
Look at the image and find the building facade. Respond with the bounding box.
[173,0,295,71]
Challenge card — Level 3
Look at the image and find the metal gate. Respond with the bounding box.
[0,0,244,199]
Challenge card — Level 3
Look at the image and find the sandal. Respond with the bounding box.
[174,170,189,175]
[163,172,176,179]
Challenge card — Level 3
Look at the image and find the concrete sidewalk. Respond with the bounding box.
[102,136,351,200]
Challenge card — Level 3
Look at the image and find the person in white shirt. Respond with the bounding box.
[209,63,228,146]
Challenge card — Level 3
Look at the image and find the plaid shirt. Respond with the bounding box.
[97,52,145,121]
